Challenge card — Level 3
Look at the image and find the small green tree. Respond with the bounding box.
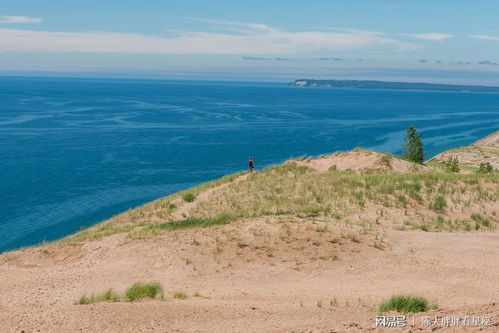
[445,156,460,172]
[477,162,493,174]
[403,125,424,164]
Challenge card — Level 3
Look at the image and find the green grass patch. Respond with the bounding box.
[433,216,445,229]
[157,214,233,231]
[75,282,165,305]
[429,195,446,212]
[478,162,494,174]
[75,289,120,305]
[173,291,188,299]
[125,282,163,301]
[182,192,196,202]
[471,213,493,230]
[129,213,235,238]
[378,295,433,313]
[417,224,429,232]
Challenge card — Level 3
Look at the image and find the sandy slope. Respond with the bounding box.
[1,141,498,332]
[287,150,428,173]
[1,214,498,332]
[431,130,499,169]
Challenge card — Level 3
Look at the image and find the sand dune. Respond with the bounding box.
[431,130,499,169]
[1,132,498,332]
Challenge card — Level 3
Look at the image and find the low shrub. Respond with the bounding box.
[378,295,433,313]
[76,282,165,304]
[125,282,163,301]
[477,162,493,174]
[445,157,460,173]
[75,289,120,305]
[430,196,446,212]
[182,192,196,202]
[173,291,188,299]
[471,213,492,230]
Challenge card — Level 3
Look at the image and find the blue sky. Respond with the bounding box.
[1,0,499,82]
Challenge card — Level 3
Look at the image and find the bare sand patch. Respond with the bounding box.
[287,150,428,174]
[1,214,498,332]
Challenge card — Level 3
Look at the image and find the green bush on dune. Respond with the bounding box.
[378,295,434,313]
[429,195,446,212]
[478,162,494,174]
[182,192,196,202]
[75,289,120,305]
[125,282,163,301]
[173,291,188,299]
[75,282,163,305]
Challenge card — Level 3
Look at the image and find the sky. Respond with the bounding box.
[1,0,499,83]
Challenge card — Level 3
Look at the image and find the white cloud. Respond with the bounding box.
[188,18,274,34]
[0,19,419,55]
[0,15,43,24]
[401,33,453,41]
[471,34,499,41]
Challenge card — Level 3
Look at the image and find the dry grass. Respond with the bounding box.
[75,282,163,304]
[187,164,498,233]
[60,159,498,244]
[59,172,244,244]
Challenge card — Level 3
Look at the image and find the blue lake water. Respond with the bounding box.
[1,76,498,251]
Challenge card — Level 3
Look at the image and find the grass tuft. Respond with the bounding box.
[124,282,163,302]
[173,291,188,299]
[75,289,121,305]
[378,295,433,313]
[471,213,492,230]
[182,192,196,202]
[430,195,446,212]
[166,214,233,230]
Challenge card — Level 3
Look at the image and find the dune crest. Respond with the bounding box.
[287,150,427,173]
[431,130,499,169]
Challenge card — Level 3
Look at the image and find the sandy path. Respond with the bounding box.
[170,173,249,220]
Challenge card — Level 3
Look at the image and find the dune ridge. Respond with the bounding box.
[431,130,499,169]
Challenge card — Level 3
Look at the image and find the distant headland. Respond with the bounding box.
[289,79,499,92]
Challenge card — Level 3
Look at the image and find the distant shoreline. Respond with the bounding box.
[289,79,499,93]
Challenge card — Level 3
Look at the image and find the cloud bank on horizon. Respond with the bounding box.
[0,16,496,58]
[400,33,453,41]
[0,19,425,54]
[0,15,43,24]
[1,0,499,81]
[471,35,499,41]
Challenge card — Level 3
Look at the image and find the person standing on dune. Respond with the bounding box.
[248,156,254,173]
